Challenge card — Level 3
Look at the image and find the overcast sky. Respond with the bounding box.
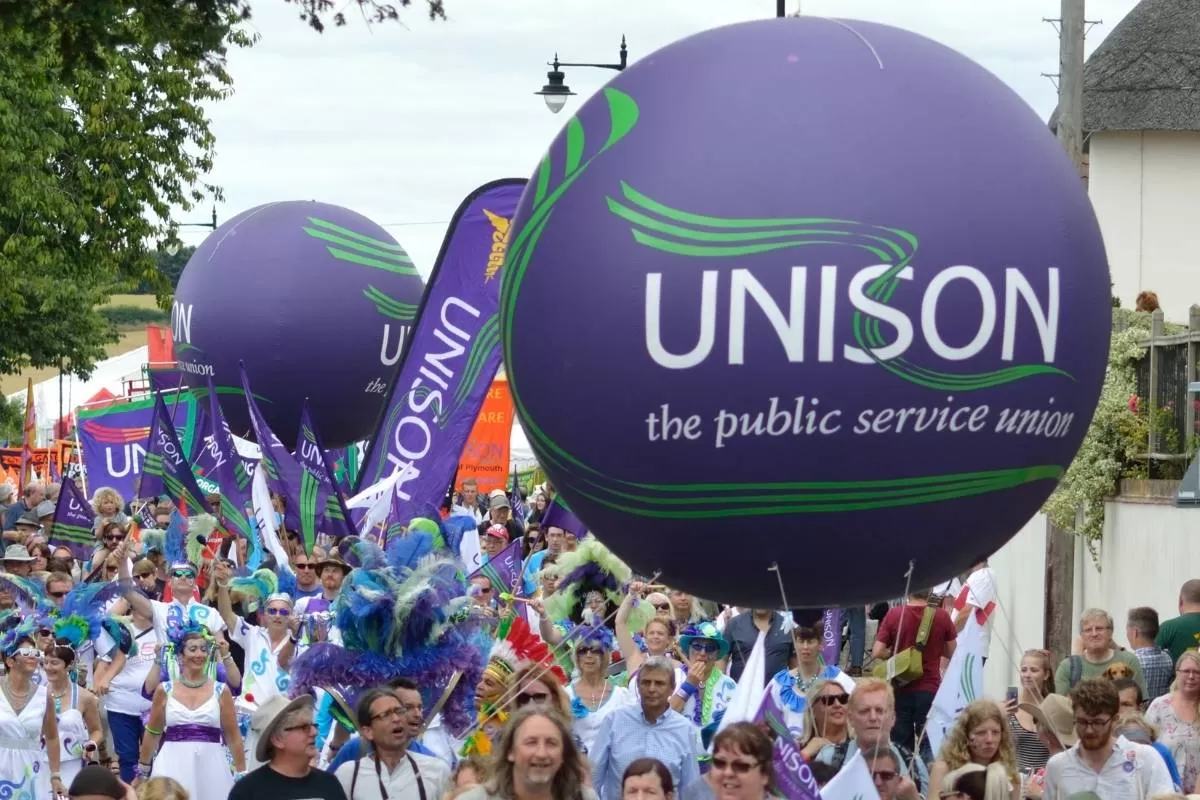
[179,0,1139,274]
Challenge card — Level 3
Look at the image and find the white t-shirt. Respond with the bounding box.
[100,624,157,716]
[229,619,294,712]
[150,598,226,642]
[1043,738,1173,800]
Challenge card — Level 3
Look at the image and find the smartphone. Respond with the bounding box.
[1006,685,1019,704]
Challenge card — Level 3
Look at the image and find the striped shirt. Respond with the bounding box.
[1009,713,1051,773]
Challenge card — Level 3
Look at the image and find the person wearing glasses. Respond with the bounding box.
[868,749,921,800]
[335,686,449,799]
[669,623,737,744]
[798,678,853,760]
[0,628,65,799]
[767,624,856,741]
[114,538,228,648]
[230,694,348,799]
[565,627,631,755]
[213,560,299,772]
[1042,677,1173,799]
[703,723,776,800]
[616,583,685,705]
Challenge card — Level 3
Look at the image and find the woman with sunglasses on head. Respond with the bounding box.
[799,678,853,760]
[767,624,856,742]
[565,627,631,755]
[940,762,1015,800]
[615,582,685,702]
[706,722,775,800]
[134,627,245,794]
[930,700,1021,800]
[0,625,65,797]
[212,560,299,771]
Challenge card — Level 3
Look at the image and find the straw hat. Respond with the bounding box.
[1019,694,1078,747]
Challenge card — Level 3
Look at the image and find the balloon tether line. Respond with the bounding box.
[767,562,790,610]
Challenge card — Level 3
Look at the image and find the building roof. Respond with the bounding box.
[1049,0,1200,134]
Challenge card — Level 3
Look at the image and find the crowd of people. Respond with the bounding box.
[1,476,1200,800]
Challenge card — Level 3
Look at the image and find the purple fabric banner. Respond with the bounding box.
[356,179,527,523]
[470,539,523,596]
[141,393,211,515]
[49,478,97,560]
[541,496,588,538]
[296,400,354,538]
[148,367,185,395]
[821,608,841,667]
[76,395,196,502]
[201,377,263,568]
[757,690,825,800]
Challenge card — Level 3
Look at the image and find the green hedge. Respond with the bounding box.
[100,305,169,327]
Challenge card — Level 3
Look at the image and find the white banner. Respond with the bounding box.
[925,615,987,755]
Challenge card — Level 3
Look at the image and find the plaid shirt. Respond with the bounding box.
[1136,645,1174,700]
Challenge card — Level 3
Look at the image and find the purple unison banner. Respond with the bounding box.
[49,478,97,560]
[76,394,197,502]
[757,690,824,800]
[821,608,841,666]
[357,178,527,522]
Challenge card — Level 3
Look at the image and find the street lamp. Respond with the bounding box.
[535,36,628,114]
[164,206,218,255]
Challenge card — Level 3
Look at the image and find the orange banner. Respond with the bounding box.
[457,379,514,495]
[146,324,174,366]
[0,441,80,487]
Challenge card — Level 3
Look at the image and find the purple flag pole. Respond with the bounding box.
[821,607,842,667]
[355,178,527,523]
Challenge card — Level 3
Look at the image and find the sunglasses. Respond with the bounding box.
[294,563,315,570]
[689,641,720,653]
[104,534,126,542]
[815,694,850,706]
[711,757,760,774]
[653,603,670,611]
[283,721,318,733]
[265,607,291,617]
[873,771,900,783]
[170,569,196,580]
[516,691,551,707]
[47,591,67,599]
[14,647,41,659]
[576,645,605,656]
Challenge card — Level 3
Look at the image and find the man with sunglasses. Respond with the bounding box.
[114,540,228,650]
[1042,678,1172,799]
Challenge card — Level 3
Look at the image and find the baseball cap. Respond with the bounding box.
[485,524,510,543]
[488,489,511,509]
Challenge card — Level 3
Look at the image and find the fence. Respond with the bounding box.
[1133,305,1200,469]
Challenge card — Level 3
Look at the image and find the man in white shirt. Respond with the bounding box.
[115,542,226,643]
[335,684,449,799]
[953,556,996,664]
[451,478,485,525]
[1043,678,1173,799]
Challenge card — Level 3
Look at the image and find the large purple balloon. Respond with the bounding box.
[173,201,424,447]
[501,18,1110,607]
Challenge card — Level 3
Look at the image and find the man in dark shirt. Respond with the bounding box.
[723,609,803,684]
[229,695,347,800]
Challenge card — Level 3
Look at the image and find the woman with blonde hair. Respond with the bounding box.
[930,700,1020,800]
[1146,650,1200,792]
[1118,709,1184,790]
[941,762,1013,800]
[798,678,852,758]
[1007,649,1055,773]
[137,776,189,800]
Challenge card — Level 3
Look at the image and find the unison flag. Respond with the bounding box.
[541,496,588,538]
[469,539,523,596]
[296,400,354,538]
[141,393,211,516]
[356,179,527,524]
[757,689,824,800]
[49,478,97,560]
[76,395,196,502]
[201,377,263,568]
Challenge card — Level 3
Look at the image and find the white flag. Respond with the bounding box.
[926,615,987,755]
[820,750,881,800]
[718,630,767,734]
[251,465,292,568]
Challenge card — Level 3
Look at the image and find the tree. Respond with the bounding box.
[0,397,24,446]
[0,10,247,379]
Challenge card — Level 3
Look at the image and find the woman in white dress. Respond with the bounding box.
[565,626,630,755]
[134,628,245,794]
[0,630,64,798]
[44,640,105,786]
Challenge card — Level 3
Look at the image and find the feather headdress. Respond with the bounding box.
[0,573,54,617]
[140,529,165,555]
[543,535,632,624]
[0,615,39,656]
[289,553,489,735]
[51,580,126,650]
[565,622,617,654]
[228,569,279,611]
[485,615,567,687]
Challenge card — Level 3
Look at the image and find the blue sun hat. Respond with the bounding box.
[678,621,730,659]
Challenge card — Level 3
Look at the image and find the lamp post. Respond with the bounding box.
[164,206,218,255]
[534,36,628,114]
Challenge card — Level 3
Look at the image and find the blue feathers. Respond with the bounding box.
[164,511,189,567]
[385,530,434,571]
[0,573,53,616]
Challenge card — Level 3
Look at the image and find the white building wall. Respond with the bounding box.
[983,499,1200,697]
[1089,131,1200,322]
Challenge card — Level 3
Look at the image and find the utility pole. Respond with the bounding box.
[1044,0,1088,666]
